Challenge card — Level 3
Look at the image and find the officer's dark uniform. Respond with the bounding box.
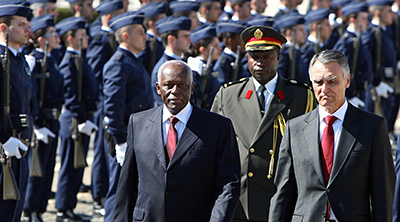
[55,17,99,215]
[150,16,192,106]
[102,11,154,222]
[0,4,33,221]
[214,20,250,85]
[211,25,315,222]
[23,15,64,219]
[86,0,123,208]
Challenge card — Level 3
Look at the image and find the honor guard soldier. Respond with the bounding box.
[170,1,200,31]
[55,16,98,222]
[0,3,33,222]
[137,2,167,75]
[274,12,310,85]
[198,0,222,25]
[86,0,124,214]
[187,24,222,110]
[214,20,249,85]
[211,25,315,221]
[29,0,58,21]
[150,16,192,105]
[67,0,94,23]
[301,8,332,69]
[274,0,301,18]
[333,2,375,112]
[362,0,398,142]
[323,0,351,50]
[250,0,267,18]
[22,14,64,222]
[102,11,154,222]
[223,0,253,22]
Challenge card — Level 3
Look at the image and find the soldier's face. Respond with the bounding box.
[355,12,369,32]
[247,49,281,85]
[72,28,89,49]
[189,11,200,31]
[81,0,94,21]
[47,2,59,21]
[7,16,30,47]
[294,24,306,45]
[208,2,222,23]
[156,63,194,115]
[128,24,147,54]
[175,30,192,53]
[311,61,350,114]
[380,6,394,26]
[43,26,60,51]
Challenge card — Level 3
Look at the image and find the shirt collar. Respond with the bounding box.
[253,73,278,93]
[279,4,289,12]
[164,50,181,60]
[0,42,18,57]
[223,47,238,59]
[318,100,348,123]
[35,48,52,57]
[101,25,114,33]
[66,47,80,54]
[162,102,193,126]
[371,20,387,31]
[119,45,138,58]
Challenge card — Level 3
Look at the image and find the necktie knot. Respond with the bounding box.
[324,115,337,126]
[169,117,178,126]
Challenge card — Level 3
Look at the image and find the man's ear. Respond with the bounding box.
[0,23,7,33]
[156,82,161,95]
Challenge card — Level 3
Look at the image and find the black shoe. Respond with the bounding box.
[22,212,43,222]
[49,191,56,199]
[78,183,90,193]
[56,209,89,222]
[22,212,31,222]
[93,198,105,216]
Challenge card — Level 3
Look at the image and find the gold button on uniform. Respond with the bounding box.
[248,172,254,177]
[249,148,255,153]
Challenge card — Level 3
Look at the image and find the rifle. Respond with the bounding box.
[394,15,400,94]
[288,27,297,80]
[231,46,241,81]
[314,24,321,53]
[350,25,361,97]
[103,116,115,157]
[71,36,87,169]
[147,32,158,74]
[371,25,384,116]
[1,33,20,200]
[30,41,51,177]
[196,47,218,108]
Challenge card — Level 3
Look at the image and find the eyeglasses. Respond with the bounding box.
[42,31,58,38]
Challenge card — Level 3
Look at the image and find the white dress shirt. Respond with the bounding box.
[162,102,193,147]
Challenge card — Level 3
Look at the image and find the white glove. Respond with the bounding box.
[115,142,127,166]
[2,137,28,159]
[375,82,394,98]
[34,127,55,144]
[78,120,98,136]
[348,97,365,108]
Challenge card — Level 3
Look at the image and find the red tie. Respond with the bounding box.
[166,117,179,160]
[321,115,337,220]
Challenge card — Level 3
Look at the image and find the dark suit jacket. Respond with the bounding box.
[211,76,315,220]
[269,104,395,222]
[113,105,241,222]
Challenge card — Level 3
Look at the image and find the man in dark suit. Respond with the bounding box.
[113,60,241,222]
[269,49,395,221]
[211,26,315,221]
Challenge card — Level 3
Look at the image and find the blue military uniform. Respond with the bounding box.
[0,4,33,222]
[137,2,167,74]
[274,12,310,85]
[86,0,123,210]
[102,11,154,222]
[333,2,374,112]
[23,15,64,220]
[188,25,221,110]
[214,20,250,85]
[55,16,99,217]
[362,0,398,133]
[150,16,192,106]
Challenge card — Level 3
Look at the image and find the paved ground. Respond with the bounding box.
[37,112,400,222]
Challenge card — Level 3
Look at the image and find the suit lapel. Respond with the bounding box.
[251,76,291,145]
[303,109,326,186]
[239,77,262,128]
[328,104,361,186]
[145,106,167,170]
[168,106,202,169]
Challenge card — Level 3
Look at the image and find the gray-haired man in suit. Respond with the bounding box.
[269,49,395,221]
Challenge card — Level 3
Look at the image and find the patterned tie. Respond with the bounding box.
[166,117,179,160]
[258,85,266,112]
[321,115,337,220]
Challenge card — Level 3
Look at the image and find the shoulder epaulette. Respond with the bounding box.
[223,77,248,88]
[113,52,123,61]
[287,79,312,89]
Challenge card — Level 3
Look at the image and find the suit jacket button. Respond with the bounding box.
[326,188,330,193]
[249,148,255,153]
[165,192,170,197]
[248,172,254,177]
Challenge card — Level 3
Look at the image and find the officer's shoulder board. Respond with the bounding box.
[287,79,312,89]
[113,52,123,61]
[223,77,249,88]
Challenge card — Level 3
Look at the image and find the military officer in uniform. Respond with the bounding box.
[85,0,124,215]
[102,11,154,222]
[55,16,98,222]
[0,3,33,222]
[333,2,375,112]
[211,25,315,221]
[150,16,192,105]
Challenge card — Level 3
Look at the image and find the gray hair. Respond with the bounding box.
[157,60,193,83]
[308,49,350,80]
